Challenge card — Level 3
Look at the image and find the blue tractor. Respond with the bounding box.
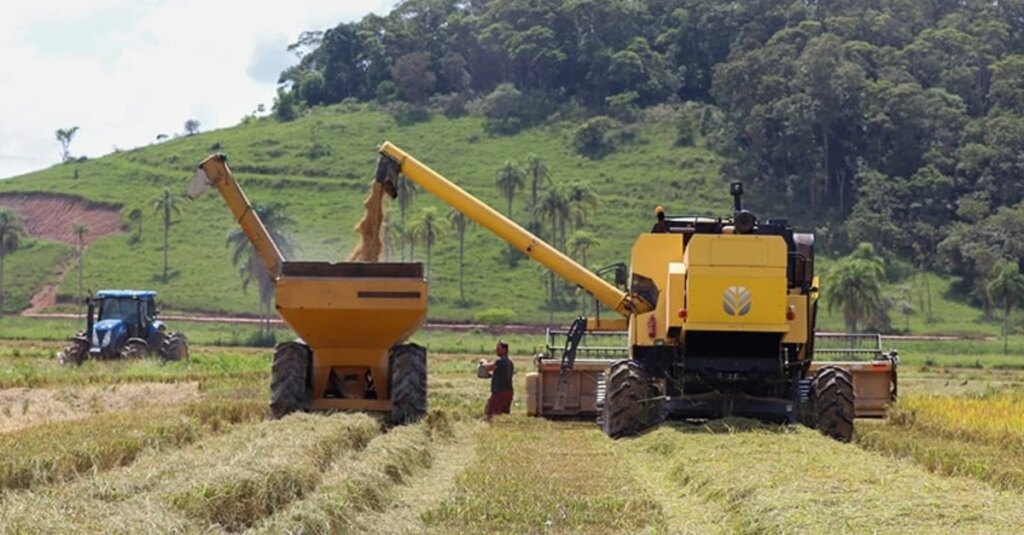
[58,290,189,365]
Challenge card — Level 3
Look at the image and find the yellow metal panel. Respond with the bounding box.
[275,276,427,350]
[630,234,684,345]
[683,235,789,332]
[586,317,628,331]
[782,295,809,344]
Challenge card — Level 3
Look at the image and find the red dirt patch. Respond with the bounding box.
[0,193,123,246]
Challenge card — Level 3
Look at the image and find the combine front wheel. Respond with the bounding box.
[601,360,659,438]
[270,341,312,419]
[389,343,427,425]
[811,366,855,442]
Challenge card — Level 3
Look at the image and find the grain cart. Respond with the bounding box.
[373,142,898,441]
[186,154,427,424]
[58,290,189,365]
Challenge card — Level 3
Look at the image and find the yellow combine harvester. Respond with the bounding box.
[374,143,897,441]
[187,155,428,424]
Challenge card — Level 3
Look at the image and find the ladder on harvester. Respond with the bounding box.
[552,317,588,412]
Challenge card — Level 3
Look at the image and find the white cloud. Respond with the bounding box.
[0,0,394,178]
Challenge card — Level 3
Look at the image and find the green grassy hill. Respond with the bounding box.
[0,104,725,323]
[0,103,1005,335]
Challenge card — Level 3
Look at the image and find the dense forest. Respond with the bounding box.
[276,0,1024,317]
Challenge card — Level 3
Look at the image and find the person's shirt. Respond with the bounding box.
[490,355,514,393]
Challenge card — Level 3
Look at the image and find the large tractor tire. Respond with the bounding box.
[811,365,855,442]
[601,360,661,438]
[389,343,427,425]
[270,341,312,419]
[161,332,189,362]
[58,336,90,367]
[120,338,150,360]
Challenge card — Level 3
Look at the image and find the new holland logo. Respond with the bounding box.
[723,286,752,316]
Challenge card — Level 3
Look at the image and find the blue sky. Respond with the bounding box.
[0,0,393,178]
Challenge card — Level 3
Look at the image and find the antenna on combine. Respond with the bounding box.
[730,181,744,213]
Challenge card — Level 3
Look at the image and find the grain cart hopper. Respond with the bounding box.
[186,154,427,424]
[373,142,897,441]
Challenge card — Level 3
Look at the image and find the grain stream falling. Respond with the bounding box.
[348,181,386,262]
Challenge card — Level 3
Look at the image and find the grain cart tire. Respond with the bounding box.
[389,343,427,425]
[811,366,855,442]
[58,336,90,367]
[601,360,658,438]
[120,338,150,360]
[270,341,312,419]
[162,332,190,362]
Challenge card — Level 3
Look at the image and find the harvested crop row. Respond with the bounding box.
[0,413,380,534]
[424,416,664,534]
[0,398,264,493]
[629,420,1024,534]
[251,418,440,534]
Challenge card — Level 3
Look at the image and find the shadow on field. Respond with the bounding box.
[653,417,793,436]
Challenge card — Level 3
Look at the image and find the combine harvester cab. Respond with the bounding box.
[373,142,898,441]
[187,154,428,425]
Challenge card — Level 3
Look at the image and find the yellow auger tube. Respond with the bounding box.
[193,154,285,279]
[378,142,638,316]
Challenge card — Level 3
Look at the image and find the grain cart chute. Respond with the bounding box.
[374,142,897,441]
[186,154,428,424]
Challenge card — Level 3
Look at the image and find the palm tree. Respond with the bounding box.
[448,208,474,303]
[74,223,88,311]
[0,208,26,316]
[565,182,598,232]
[494,161,525,217]
[524,154,550,227]
[568,230,600,269]
[826,243,886,333]
[395,175,418,223]
[127,207,143,239]
[152,188,182,282]
[535,185,571,250]
[226,202,296,332]
[408,207,447,278]
[988,261,1024,354]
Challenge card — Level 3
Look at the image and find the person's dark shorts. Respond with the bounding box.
[485,389,514,419]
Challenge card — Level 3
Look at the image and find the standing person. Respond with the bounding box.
[480,340,515,422]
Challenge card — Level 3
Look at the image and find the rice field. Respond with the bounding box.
[1,340,1023,534]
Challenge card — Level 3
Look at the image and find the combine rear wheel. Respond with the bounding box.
[601,360,660,438]
[811,366,855,442]
[120,338,150,360]
[58,336,90,366]
[270,341,311,419]
[389,343,427,425]
[162,332,190,362]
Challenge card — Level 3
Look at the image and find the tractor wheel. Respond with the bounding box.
[58,336,90,367]
[161,332,190,362]
[270,341,311,419]
[389,343,427,425]
[601,360,660,438]
[120,338,150,360]
[811,366,855,442]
